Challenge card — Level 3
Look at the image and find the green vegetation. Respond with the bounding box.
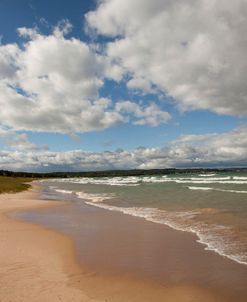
[1,168,246,179]
[0,176,35,194]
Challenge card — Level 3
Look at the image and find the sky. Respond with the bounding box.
[0,0,247,172]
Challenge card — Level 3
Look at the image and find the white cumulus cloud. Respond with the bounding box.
[0,20,169,134]
[115,101,171,126]
[0,126,246,171]
[87,0,247,116]
[0,127,48,152]
[0,21,126,133]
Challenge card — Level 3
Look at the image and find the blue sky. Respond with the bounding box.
[0,0,246,171]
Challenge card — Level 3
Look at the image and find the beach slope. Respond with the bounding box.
[0,186,99,302]
[0,184,238,302]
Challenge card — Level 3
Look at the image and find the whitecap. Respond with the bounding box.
[187,186,247,194]
[198,173,216,177]
[55,189,74,194]
[188,186,213,191]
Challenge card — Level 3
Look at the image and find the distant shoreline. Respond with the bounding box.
[1,167,247,179]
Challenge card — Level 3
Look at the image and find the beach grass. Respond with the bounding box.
[0,176,35,194]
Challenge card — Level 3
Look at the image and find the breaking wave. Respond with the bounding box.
[50,186,247,266]
[198,173,216,177]
[188,186,213,191]
[188,186,247,194]
[55,189,74,194]
[50,174,247,186]
[81,194,247,266]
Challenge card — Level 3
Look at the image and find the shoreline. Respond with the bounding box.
[84,199,247,267]
[0,183,246,301]
[51,175,247,267]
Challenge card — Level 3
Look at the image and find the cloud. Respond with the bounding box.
[0,44,20,79]
[53,19,73,37]
[6,133,49,152]
[0,126,246,171]
[126,77,153,93]
[17,27,39,39]
[115,101,171,126]
[0,127,48,151]
[86,0,247,116]
[0,20,169,134]
[0,21,126,134]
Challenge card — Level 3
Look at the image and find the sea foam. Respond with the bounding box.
[49,173,247,187]
[53,188,246,266]
[188,186,247,194]
[49,184,247,266]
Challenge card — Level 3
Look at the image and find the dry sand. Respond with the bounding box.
[0,183,237,302]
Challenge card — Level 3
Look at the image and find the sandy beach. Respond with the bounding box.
[0,185,98,302]
[0,183,246,302]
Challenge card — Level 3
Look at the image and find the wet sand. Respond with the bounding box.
[1,183,247,301]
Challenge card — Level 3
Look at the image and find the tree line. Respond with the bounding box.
[0,168,246,179]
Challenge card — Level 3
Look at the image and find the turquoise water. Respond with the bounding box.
[45,172,247,265]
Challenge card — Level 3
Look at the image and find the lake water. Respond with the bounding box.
[44,172,247,266]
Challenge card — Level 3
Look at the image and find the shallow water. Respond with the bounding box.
[45,172,247,266]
